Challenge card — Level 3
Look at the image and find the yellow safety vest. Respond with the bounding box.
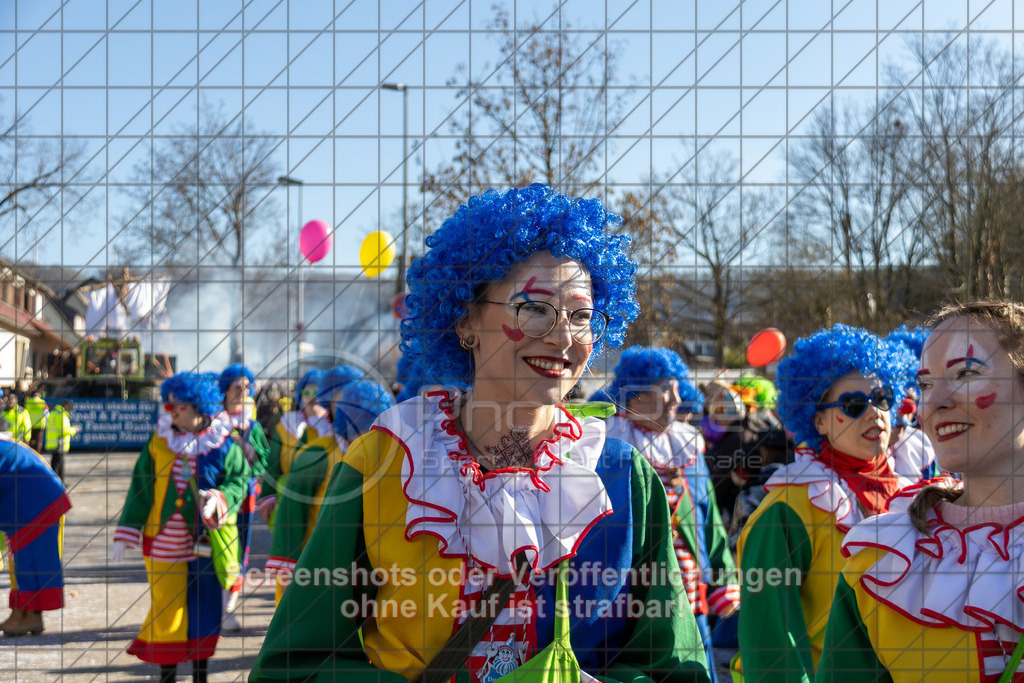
[24,396,48,428]
[44,407,76,451]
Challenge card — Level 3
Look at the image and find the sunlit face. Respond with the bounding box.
[461,251,596,406]
[166,396,204,432]
[626,379,682,433]
[813,372,892,461]
[225,378,251,407]
[917,318,1024,477]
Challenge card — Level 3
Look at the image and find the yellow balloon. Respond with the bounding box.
[359,230,396,278]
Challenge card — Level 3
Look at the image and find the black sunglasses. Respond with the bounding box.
[816,386,895,419]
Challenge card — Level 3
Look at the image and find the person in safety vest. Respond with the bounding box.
[1,389,32,444]
[24,387,49,453]
[44,401,76,483]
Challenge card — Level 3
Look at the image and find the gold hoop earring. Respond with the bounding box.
[459,334,476,350]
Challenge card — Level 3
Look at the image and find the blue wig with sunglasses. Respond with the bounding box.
[776,324,918,449]
[161,372,225,418]
[294,369,325,407]
[400,184,640,385]
[607,346,691,410]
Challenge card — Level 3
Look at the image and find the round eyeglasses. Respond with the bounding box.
[816,386,895,419]
[482,300,609,343]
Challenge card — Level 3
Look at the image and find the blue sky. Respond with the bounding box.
[0,0,1013,273]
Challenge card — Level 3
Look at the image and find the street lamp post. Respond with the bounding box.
[277,175,305,371]
[381,82,409,298]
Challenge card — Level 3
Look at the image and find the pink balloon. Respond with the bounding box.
[299,220,333,263]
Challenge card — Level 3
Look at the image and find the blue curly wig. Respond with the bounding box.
[400,184,640,385]
[334,380,396,441]
[219,364,256,397]
[887,325,929,360]
[678,378,705,414]
[776,324,918,449]
[588,388,613,403]
[162,372,224,418]
[317,365,365,404]
[607,346,691,409]
[294,368,325,407]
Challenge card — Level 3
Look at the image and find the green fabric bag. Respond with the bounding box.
[201,519,241,591]
[179,450,242,591]
[495,562,581,683]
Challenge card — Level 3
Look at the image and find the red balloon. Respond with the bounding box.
[299,220,333,263]
[747,328,787,367]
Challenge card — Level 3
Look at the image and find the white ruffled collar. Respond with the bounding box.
[604,415,700,470]
[375,391,613,577]
[764,447,865,532]
[156,410,232,456]
[223,404,254,430]
[844,479,1024,633]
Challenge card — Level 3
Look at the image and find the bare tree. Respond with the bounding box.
[787,102,923,328]
[421,6,627,222]
[893,34,1024,299]
[118,103,282,363]
[624,149,781,365]
[0,107,86,260]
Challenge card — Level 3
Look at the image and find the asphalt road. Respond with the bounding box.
[0,450,276,682]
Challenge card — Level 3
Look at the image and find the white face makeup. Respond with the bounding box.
[813,372,892,461]
[462,251,596,407]
[917,318,1024,477]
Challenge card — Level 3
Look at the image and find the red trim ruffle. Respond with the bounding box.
[127,635,218,664]
[10,586,64,611]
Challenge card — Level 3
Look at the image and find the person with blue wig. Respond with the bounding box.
[316,364,365,416]
[735,324,917,683]
[605,346,738,682]
[217,363,270,631]
[885,325,939,482]
[256,368,331,527]
[265,380,396,593]
[252,184,709,682]
[111,372,250,683]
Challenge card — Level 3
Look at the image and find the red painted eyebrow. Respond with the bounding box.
[917,368,931,376]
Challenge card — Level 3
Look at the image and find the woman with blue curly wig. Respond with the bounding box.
[605,346,739,683]
[252,184,710,682]
[255,368,331,527]
[217,364,270,631]
[735,324,917,683]
[111,372,250,683]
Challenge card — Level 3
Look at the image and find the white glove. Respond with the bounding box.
[110,540,127,562]
[200,490,221,527]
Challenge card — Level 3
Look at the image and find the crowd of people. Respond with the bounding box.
[0,184,1020,683]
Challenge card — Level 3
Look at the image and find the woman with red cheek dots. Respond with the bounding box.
[251,184,712,683]
[817,301,1024,682]
[735,324,917,683]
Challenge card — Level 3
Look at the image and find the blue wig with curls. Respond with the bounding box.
[162,372,225,418]
[294,369,325,407]
[400,184,640,385]
[776,324,918,449]
[219,364,256,397]
[317,365,365,404]
[678,378,705,414]
[607,346,691,409]
[887,325,929,360]
[334,380,396,441]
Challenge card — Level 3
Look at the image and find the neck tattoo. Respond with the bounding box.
[479,426,534,469]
